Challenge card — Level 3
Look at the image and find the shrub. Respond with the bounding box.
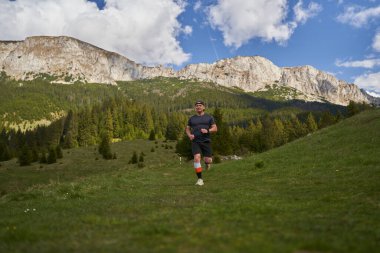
[213,155,221,164]
[254,160,264,169]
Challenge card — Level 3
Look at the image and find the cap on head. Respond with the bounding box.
[195,100,205,106]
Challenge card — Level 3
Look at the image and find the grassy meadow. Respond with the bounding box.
[0,110,379,253]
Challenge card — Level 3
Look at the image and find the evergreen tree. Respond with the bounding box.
[212,108,233,155]
[18,145,33,166]
[56,145,63,159]
[102,108,114,142]
[165,113,186,141]
[319,111,336,129]
[77,108,97,146]
[305,112,318,132]
[273,118,287,147]
[149,130,156,140]
[139,152,144,162]
[0,142,12,161]
[47,147,57,164]
[261,115,276,150]
[98,135,112,160]
[31,147,39,162]
[347,100,360,117]
[62,110,79,148]
[175,132,193,160]
[39,151,47,164]
[130,151,138,164]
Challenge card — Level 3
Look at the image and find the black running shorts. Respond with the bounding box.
[191,142,212,157]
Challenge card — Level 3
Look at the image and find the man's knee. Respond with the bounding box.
[204,157,212,164]
[194,154,201,162]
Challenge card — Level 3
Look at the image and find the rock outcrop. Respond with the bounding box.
[0,36,371,105]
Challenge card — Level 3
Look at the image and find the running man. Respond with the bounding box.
[186,100,218,186]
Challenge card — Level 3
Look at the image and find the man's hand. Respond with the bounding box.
[188,134,195,140]
[200,128,209,134]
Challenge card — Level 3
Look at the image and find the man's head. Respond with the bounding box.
[194,100,205,113]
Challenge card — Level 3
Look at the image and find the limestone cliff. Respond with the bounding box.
[0,36,371,105]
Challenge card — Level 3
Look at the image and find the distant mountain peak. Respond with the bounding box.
[0,36,371,106]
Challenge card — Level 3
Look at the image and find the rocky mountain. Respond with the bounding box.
[0,36,371,106]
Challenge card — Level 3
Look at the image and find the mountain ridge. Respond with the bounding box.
[0,36,371,106]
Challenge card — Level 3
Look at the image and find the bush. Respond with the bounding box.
[129,151,138,164]
[213,155,222,164]
[254,160,264,169]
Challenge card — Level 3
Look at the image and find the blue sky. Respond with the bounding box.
[1,0,380,95]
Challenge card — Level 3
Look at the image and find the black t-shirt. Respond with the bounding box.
[187,113,215,143]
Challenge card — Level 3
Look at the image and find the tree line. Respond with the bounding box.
[0,96,372,166]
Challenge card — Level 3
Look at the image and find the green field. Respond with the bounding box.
[0,110,379,252]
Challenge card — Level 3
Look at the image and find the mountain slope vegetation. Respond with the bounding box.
[0,109,378,252]
[0,73,346,130]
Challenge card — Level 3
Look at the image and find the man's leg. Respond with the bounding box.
[194,153,202,179]
[201,142,213,170]
[192,142,204,185]
[204,156,213,170]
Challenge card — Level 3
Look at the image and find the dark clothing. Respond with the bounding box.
[187,114,215,143]
[192,142,212,157]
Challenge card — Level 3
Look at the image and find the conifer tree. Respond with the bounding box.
[39,151,47,164]
[319,111,336,129]
[175,132,193,160]
[149,130,156,140]
[47,147,57,164]
[18,145,33,166]
[98,135,112,160]
[347,100,360,117]
[77,108,97,146]
[56,145,63,159]
[212,108,233,155]
[130,151,138,164]
[62,110,79,148]
[305,112,318,132]
[0,142,12,161]
[139,152,144,162]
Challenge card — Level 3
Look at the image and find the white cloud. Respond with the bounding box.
[294,0,322,24]
[372,31,380,52]
[366,90,380,98]
[194,1,202,12]
[207,0,321,48]
[354,72,380,93]
[183,25,193,35]
[336,58,380,68]
[337,5,380,28]
[0,0,191,66]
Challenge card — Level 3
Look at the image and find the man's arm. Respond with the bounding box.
[209,124,217,133]
[200,124,217,134]
[186,126,194,140]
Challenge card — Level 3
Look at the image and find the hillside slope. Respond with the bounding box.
[0,75,345,130]
[0,110,379,252]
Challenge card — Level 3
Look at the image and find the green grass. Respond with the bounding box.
[0,110,379,252]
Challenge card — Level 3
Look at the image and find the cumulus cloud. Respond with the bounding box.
[337,5,380,28]
[336,58,380,68]
[354,72,380,93]
[206,0,321,48]
[194,1,202,12]
[0,0,191,66]
[294,0,322,24]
